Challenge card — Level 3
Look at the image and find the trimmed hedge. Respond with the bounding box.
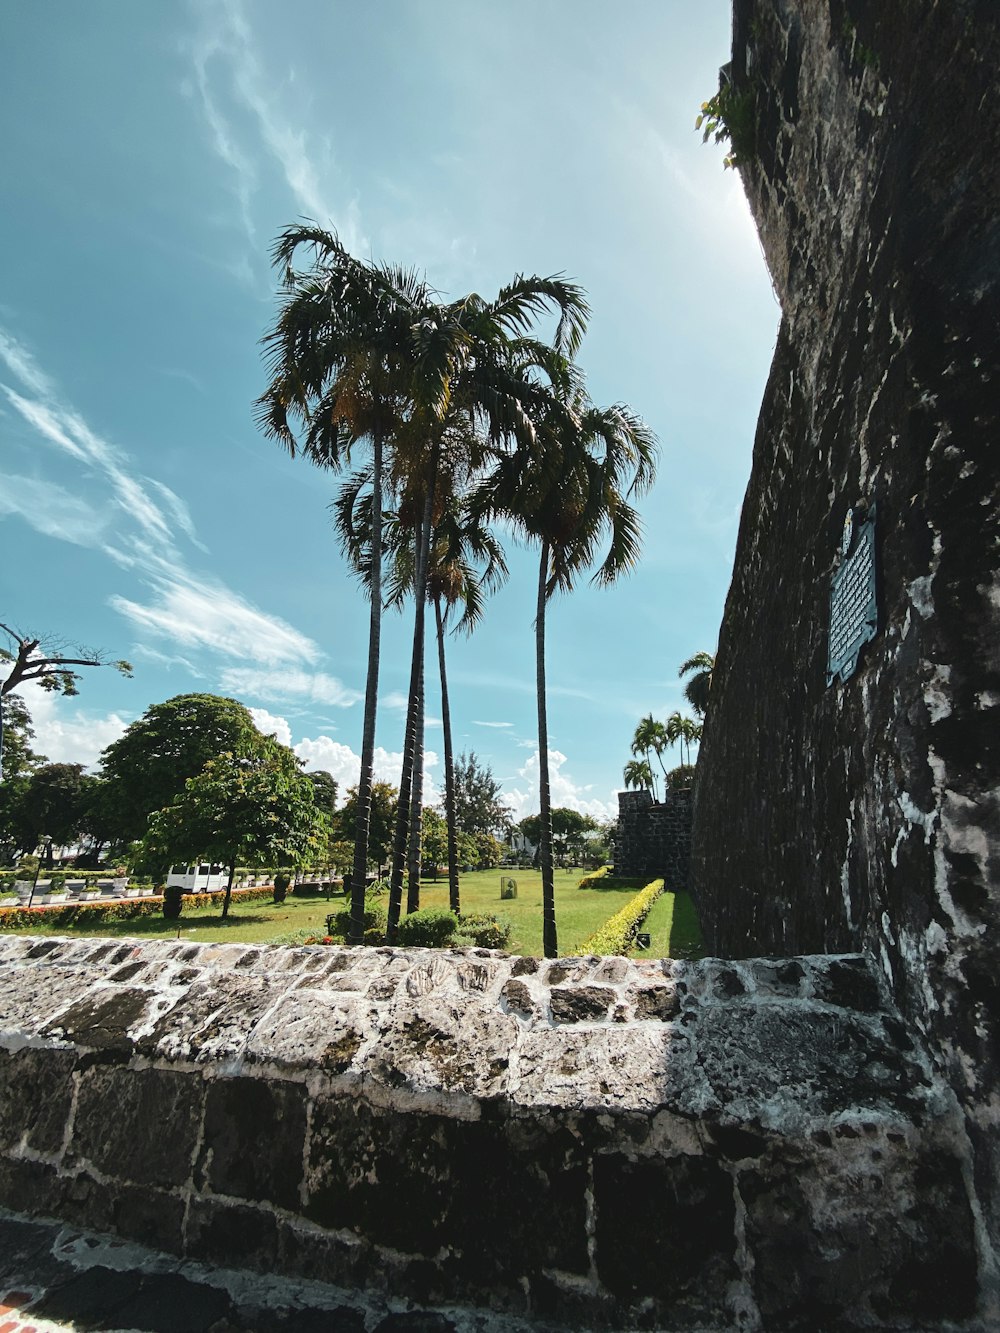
[573,878,665,956]
[577,866,611,889]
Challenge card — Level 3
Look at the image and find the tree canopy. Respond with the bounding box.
[98,694,266,843]
[452,751,512,839]
[144,742,318,916]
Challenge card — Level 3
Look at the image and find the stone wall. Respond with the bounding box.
[615,788,692,882]
[690,0,1000,1276]
[0,934,986,1329]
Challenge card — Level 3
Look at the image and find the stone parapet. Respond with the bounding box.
[0,936,983,1329]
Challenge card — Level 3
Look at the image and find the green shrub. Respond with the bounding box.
[326,894,388,942]
[397,907,459,948]
[573,878,665,956]
[162,886,183,920]
[455,913,512,950]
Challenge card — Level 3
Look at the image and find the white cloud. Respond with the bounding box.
[111,572,319,667]
[219,665,359,705]
[248,706,291,747]
[504,749,617,824]
[0,473,106,546]
[473,719,513,729]
[17,683,130,772]
[294,734,440,806]
[129,644,204,676]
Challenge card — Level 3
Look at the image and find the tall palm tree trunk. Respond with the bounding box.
[349,430,384,945]
[435,597,461,915]
[536,541,557,959]
[386,489,434,942]
[406,658,425,914]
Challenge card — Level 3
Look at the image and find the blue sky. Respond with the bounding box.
[0,0,777,823]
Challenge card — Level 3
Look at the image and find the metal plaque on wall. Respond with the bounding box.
[827,503,878,685]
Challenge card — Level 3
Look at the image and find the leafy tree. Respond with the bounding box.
[144,742,318,918]
[307,770,339,818]
[0,693,44,784]
[18,763,89,851]
[98,694,263,843]
[452,752,513,840]
[666,764,696,793]
[334,782,398,875]
[0,622,131,783]
[518,807,598,866]
[679,651,714,717]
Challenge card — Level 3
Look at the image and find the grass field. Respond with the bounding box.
[632,888,704,960]
[1,868,704,959]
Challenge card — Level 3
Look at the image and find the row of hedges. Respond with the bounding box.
[573,878,665,956]
[0,883,282,931]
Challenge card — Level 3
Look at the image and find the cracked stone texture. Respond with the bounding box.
[690,0,1000,1278]
[0,935,983,1327]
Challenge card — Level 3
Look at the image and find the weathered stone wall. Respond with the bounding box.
[615,788,692,882]
[0,935,984,1329]
[691,0,1000,1272]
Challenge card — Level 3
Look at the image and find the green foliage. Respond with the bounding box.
[0,693,44,782]
[143,744,319,892]
[454,912,512,950]
[98,694,266,844]
[326,891,388,941]
[162,886,183,920]
[452,752,513,839]
[696,83,755,168]
[334,783,398,871]
[396,906,459,948]
[573,878,665,956]
[678,652,714,717]
[666,764,696,793]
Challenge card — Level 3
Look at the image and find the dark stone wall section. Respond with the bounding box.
[615,788,692,882]
[690,0,1000,1295]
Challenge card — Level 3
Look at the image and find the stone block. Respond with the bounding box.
[593,1152,737,1318]
[0,1047,76,1154]
[71,1064,203,1188]
[185,1195,279,1269]
[200,1076,307,1210]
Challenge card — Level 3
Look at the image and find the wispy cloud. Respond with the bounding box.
[219,666,360,705]
[0,473,106,546]
[188,0,366,258]
[473,719,513,729]
[1,325,323,673]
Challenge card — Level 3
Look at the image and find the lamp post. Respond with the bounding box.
[27,835,52,908]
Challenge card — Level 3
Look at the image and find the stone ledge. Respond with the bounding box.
[0,936,980,1328]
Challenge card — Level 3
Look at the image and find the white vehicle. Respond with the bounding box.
[166,862,229,892]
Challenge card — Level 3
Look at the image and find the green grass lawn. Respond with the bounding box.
[632,888,704,960]
[1,870,704,959]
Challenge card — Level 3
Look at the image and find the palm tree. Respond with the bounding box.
[666,711,701,767]
[256,225,436,943]
[338,278,587,942]
[631,714,667,801]
[478,394,657,957]
[679,651,714,717]
[623,758,655,793]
